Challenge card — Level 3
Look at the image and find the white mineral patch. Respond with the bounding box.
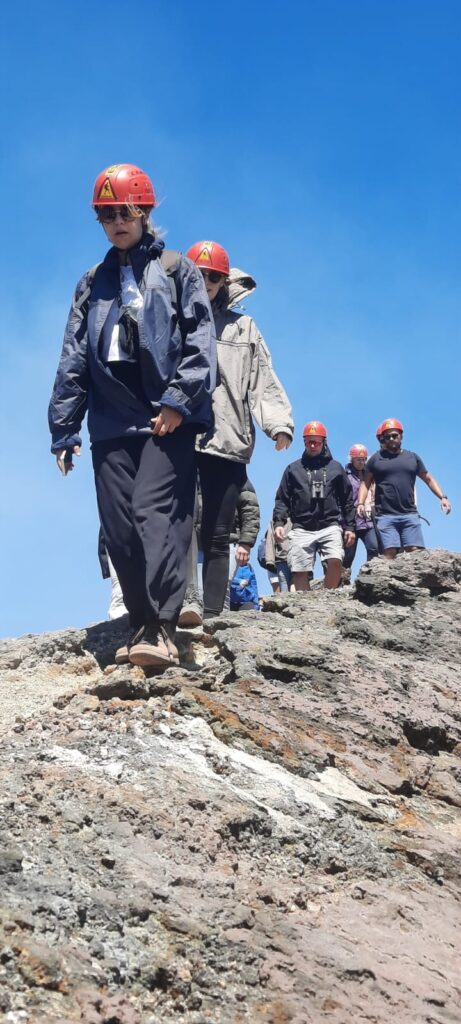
[131,714,394,828]
[44,714,394,827]
[153,717,336,820]
[309,766,392,808]
[44,745,124,781]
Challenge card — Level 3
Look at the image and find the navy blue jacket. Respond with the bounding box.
[273,448,356,532]
[49,235,216,451]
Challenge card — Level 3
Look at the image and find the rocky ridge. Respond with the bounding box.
[0,549,460,1023]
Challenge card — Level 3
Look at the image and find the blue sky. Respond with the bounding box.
[1,1,460,637]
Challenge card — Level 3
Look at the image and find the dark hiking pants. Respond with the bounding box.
[196,453,247,616]
[92,430,196,629]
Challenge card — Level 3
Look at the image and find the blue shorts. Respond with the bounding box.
[376,513,425,550]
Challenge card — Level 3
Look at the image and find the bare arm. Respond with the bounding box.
[418,470,451,513]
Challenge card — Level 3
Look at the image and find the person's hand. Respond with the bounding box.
[274,526,286,543]
[441,497,452,514]
[56,445,81,475]
[274,432,291,451]
[235,543,251,566]
[150,406,183,436]
[344,530,356,548]
[356,503,365,517]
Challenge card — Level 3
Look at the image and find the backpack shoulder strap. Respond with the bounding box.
[160,249,181,311]
[75,263,101,314]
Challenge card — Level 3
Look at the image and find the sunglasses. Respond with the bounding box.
[382,432,401,441]
[96,206,142,223]
[200,269,224,284]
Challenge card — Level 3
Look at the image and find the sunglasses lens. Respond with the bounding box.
[97,208,115,222]
[96,208,114,222]
[96,206,140,223]
[201,270,223,284]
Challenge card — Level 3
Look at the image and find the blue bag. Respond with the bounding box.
[229,565,259,609]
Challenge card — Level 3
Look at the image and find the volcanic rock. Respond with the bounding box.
[0,548,460,1022]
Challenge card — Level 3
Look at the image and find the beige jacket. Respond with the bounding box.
[265,519,293,567]
[196,268,294,463]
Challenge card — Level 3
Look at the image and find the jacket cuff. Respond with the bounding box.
[158,394,191,418]
[51,433,82,453]
[271,427,293,441]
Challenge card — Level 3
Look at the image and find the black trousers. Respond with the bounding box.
[196,453,247,616]
[92,430,196,629]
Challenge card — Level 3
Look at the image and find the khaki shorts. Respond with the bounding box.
[287,524,344,573]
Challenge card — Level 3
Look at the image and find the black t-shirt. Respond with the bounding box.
[366,449,427,515]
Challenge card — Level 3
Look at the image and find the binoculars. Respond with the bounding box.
[311,479,325,500]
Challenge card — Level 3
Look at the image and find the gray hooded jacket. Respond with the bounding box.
[196,268,294,463]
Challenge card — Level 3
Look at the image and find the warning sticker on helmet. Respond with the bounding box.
[105,165,120,174]
[198,244,212,261]
[99,178,116,200]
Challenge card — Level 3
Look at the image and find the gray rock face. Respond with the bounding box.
[0,548,460,1023]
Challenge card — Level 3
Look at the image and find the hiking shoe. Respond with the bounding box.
[115,625,145,665]
[178,586,203,628]
[129,623,179,668]
[178,600,203,628]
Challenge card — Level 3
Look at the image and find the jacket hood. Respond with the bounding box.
[104,233,165,280]
[214,266,256,311]
[301,443,333,468]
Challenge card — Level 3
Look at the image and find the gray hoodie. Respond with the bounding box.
[196,268,294,463]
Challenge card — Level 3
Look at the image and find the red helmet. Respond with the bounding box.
[92,164,156,207]
[303,421,327,438]
[186,240,230,276]
[376,418,404,438]
[349,444,368,459]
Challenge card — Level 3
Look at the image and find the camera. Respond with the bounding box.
[117,308,138,358]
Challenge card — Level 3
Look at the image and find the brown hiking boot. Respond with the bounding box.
[115,625,145,665]
[178,601,203,628]
[129,623,179,668]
